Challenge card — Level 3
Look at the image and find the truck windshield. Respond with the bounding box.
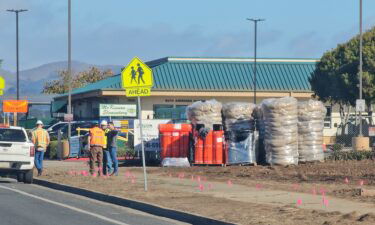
[0,129,27,142]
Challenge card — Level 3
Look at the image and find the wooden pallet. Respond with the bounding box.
[191,163,226,167]
[226,162,257,166]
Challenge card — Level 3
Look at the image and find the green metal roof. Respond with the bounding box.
[60,57,318,97]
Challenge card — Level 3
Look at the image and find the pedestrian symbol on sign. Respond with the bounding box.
[137,63,145,84]
[130,67,137,84]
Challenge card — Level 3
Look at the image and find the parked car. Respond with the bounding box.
[46,121,69,133]
[49,121,95,139]
[0,125,35,183]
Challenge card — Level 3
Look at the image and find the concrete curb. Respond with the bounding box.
[34,179,233,225]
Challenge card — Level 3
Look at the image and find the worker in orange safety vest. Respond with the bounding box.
[88,122,106,175]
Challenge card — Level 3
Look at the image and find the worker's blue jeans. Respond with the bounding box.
[103,147,118,175]
[109,147,118,175]
[34,151,44,171]
[103,150,112,175]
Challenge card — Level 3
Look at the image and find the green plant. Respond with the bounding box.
[328,150,374,161]
[332,143,344,152]
[48,140,59,159]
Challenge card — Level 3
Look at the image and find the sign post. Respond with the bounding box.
[121,57,153,191]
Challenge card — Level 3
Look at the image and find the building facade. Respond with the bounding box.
[53,56,316,118]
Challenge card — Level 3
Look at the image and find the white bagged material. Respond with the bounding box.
[186,99,222,129]
[161,157,191,167]
[222,102,256,131]
[298,100,326,162]
[261,97,299,165]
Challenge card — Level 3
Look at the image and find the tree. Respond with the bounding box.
[309,27,375,129]
[42,67,113,94]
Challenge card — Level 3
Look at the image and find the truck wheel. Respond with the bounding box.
[17,173,24,182]
[24,169,33,184]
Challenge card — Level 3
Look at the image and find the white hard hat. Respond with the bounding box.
[36,120,43,125]
[100,120,108,126]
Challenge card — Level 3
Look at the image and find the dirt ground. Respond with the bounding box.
[40,160,375,225]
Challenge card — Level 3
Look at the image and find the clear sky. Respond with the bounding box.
[0,0,375,71]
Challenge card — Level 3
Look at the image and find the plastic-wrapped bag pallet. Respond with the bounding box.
[253,105,266,164]
[261,97,299,165]
[186,99,222,129]
[298,100,326,162]
[222,102,256,131]
[223,102,256,164]
[227,131,257,165]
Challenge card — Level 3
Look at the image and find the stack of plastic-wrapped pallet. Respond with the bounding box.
[222,102,256,165]
[261,97,299,165]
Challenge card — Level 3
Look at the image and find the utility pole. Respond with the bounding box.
[7,9,28,100]
[67,0,72,139]
[359,0,363,136]
[247,18,265,104]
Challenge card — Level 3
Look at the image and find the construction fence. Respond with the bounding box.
[323,115,375,149]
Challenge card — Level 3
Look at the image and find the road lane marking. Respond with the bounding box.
[0,185,130,225]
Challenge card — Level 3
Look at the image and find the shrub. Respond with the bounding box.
[332,143,344,152]
[328,150,374,161]
[117,145,135,157]
[48,140,59,159]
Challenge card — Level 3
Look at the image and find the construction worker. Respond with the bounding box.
[106,121,119,176]
[88,122,105,175]
[31,120,50,176]
[101,120,112,175]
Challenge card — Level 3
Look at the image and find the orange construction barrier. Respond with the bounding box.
[193,128,226,165]
[159,124,192,159]
[203,132,213,164]
[194,135,204,164]
[180,132,190,157]
[171,132,180,157]
[213,130,224,164]
[160,131,172,158]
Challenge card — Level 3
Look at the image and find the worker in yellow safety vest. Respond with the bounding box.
[88,122,106,175]
[32,120,50,176]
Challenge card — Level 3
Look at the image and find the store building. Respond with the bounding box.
[52,56,317,121]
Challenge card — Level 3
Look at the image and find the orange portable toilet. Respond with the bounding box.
[203,131,213,164]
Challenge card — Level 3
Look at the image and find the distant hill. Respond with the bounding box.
[0,61,123,95]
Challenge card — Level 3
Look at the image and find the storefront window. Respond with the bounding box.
[154,104,187,120]
[154,105,173,119]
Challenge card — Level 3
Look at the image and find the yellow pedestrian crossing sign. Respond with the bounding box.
[121,57,153,97]
[0,76,5,96]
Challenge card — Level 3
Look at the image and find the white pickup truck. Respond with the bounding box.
[0,125,35,183]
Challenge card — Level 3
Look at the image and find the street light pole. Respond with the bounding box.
[359,0,363,136]
[67,0,72,139]
[7,9,28,100]
[247,18,265,104]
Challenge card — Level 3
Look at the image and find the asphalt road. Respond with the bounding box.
[0,178,187,225]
